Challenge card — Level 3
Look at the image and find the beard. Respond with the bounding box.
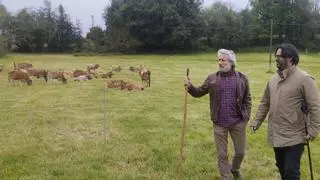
[219,63,232,72]
[276,58,288,71]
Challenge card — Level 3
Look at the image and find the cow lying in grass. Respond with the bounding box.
[74,75,93,81]
[8,70,32,86]
[106,80,144,91]
[0,64,3,72]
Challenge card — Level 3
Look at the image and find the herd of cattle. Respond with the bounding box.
[0,62,151,91]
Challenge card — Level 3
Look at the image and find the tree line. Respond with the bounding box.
[1,0,320,55]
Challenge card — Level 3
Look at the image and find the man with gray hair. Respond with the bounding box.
[184,49,251,180]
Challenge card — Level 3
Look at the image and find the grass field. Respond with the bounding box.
[0,53,319,180]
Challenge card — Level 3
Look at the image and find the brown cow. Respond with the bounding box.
[139,69,151,87]
[8,70,32,86]
[0,64,3,72]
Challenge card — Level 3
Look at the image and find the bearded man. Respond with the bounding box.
[184,49,251,180]
[251,43,320,180]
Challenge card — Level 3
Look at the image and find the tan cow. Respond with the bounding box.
[14,62,33,70]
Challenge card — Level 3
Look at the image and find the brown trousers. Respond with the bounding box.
[213,121,246,180]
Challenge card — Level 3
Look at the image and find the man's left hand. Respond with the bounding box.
[306,134,315,141]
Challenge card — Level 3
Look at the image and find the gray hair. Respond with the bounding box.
[217,49,236,65]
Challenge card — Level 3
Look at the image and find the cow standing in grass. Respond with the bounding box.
[139,69,151,87]
[8,70,32,86]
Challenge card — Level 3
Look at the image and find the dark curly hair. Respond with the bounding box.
[275,43,300,66]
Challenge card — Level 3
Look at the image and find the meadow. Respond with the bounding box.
[0,53,319,180]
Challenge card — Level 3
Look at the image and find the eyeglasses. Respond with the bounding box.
[275,55,285,58]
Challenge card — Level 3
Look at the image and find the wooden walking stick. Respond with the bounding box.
[178,68,189,180]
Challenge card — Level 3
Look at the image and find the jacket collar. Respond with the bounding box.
[277,65,296,80]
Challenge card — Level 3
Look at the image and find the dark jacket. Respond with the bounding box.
[187,71,251,124]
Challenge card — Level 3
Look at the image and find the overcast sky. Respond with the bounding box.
[1,0,249,35]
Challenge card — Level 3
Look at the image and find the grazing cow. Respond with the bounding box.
[111,65,122,72]
[0,64,3,72]
[8,70,32,86]
[14,62,33,70]
[100,71,114,79]
[87,64,99,72]
[49,71,67,84]
[73,69,88,78]
[139,69,151,87]
[27,69,48,82]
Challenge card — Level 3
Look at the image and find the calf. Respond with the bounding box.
[8,70,32,86]
[139,69,151,87]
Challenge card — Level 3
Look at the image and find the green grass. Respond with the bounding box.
[0,53,319,179]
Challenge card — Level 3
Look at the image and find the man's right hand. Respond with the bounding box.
[184,77,191,87]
